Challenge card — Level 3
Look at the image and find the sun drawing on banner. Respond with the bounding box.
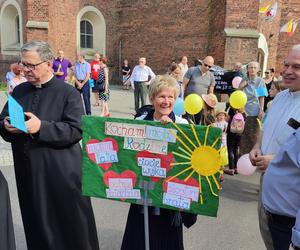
[168,124,222,205]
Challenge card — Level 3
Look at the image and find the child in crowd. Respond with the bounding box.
[200,93,218,125]
[262,80,285,124]
[224,105,246,175]
[213,110,228,147]
[213,110,228,183]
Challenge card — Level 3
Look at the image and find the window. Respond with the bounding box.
[77,6,106,56]
[0,2,23,55]
[80,20,93,49]
[15,15,20,44]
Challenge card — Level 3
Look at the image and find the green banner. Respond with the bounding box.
[82,116,222,217]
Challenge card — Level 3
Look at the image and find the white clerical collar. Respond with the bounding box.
[35,74,54,88]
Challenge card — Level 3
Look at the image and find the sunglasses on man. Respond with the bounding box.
[204,63,212,69]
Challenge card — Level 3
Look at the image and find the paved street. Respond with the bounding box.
[0,87,265,250]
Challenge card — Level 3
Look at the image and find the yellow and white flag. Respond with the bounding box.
[265,2,278,21]
[280,19,299,37]
[259,4,271,14]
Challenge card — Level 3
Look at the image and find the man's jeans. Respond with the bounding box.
[134,82,148,111]
[81,83,91,115]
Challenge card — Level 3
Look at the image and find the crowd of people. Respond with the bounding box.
[5,49,111,118]
[0,40,300,250]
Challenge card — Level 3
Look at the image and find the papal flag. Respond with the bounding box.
[265,2,278,21]
[259,4,271,14]
[280,19,299,37]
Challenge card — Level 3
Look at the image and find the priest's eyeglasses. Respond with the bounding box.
[19,61,47,70]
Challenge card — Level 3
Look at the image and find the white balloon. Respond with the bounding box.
[237,154,257,176]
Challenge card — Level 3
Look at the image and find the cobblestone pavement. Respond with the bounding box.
[0,88,265,250]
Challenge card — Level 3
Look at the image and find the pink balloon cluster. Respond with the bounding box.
[237,154,257,176]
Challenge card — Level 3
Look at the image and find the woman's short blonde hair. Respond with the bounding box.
[149,74,180,101]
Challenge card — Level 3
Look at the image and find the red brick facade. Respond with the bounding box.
[0,0,299,82]
[276,0,300,73]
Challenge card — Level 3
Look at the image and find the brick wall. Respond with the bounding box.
[47,0,120,61]
[276,0,300,74]
[257,0,282,71]
[224,38,259,68]
[223,0,260,68]
[119,0,212,74]
[225,0,259,29]
[25,0,49,42]
[1,0,300,83]
[207,0,226,67]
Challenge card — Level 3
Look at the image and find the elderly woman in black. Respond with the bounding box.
[121,75,196,250]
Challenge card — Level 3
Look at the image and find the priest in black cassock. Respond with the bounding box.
[0,41,99,250]
[0,171,16,250]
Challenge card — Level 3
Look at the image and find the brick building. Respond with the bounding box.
[0,0,299,82]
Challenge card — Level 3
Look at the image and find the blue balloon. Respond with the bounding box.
[173,98,184,116]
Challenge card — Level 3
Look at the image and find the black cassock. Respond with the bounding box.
[0,77,99,250]
[0,170,16,250]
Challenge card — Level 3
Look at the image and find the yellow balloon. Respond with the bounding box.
[184,94,204,115]
[229,90,247,109]
[220,146,229,166]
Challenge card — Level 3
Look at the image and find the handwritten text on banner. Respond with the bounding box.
[108,178,133,189]
[106,189,141,199]
[105,122,146,138]
[95,151,118,164]
[163,193,191,210]
[167,182,199,202]
[137,157,161,168]
[124,137,168,155]
[145,126,177,143]
[87,141,113,154]
[105,122,177,143]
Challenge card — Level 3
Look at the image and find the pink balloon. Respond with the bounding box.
[237,154,257,176]
[232,76,243,89]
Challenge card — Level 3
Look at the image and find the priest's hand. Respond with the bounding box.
[3,117,22,134]
[25,112,41,134]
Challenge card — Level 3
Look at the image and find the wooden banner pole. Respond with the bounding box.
[143,181,150,250]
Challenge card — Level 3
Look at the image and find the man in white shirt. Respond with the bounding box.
[178,56,189,82]
[130,57,156,111]
[250,44,300,250]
